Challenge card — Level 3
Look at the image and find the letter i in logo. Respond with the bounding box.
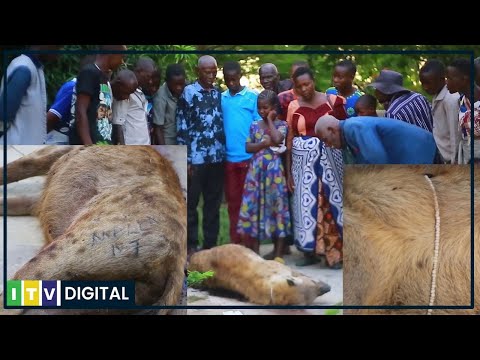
[6,280,22,306]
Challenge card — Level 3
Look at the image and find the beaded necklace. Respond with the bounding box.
[338,87,360,100]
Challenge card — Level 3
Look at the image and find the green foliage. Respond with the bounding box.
[301,45,480,97]
[187,270,215,287]
[125,45,198,80]
[1,45,200,107]
[324,302,343,315]
[3,44,479,110]
[43,45,97,105]
[40,45,200,106]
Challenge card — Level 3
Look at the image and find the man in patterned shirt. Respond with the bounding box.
[177,55,226,255]
[368,69,433,133]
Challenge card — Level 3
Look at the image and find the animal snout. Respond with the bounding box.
[318,283,331,296]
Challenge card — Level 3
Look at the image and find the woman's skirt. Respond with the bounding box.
[291,136,343,266]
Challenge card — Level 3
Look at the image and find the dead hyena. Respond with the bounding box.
[188,244,331,305]
[343,165,479,314]
[1,145,186,315]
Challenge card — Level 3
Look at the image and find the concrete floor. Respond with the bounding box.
[187,244,343,315]
[0,145,187,312]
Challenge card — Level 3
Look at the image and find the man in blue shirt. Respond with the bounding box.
[46,55,95,145]
[314,115,438,164]
[46,79,76,144]
[221,61,260,247]
[177,55,226,254]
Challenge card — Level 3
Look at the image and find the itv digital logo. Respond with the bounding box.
[7,280,61,306]
[6,280,136,308]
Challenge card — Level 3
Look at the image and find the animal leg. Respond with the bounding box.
[11,182,187,312]
[1,146,77,185]
[0,194,40,216]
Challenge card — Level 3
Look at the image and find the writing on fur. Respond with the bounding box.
[90,217,160,246]
[111,239,140,257]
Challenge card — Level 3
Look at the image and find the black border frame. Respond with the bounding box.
[2,47,475,311]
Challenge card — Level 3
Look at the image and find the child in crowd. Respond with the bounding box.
[237,90,291,263]
[326,59,363,117]
[354,94,378,117]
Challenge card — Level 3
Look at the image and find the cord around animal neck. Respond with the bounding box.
[424,175,441,315]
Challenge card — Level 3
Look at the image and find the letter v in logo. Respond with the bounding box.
[41,280,62,306]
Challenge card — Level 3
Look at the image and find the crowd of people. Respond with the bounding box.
[1,45,479,269]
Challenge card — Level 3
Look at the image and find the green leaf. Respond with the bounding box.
[324,302,343,315]
[187,270,215,287]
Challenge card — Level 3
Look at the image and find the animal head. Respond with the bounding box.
[269,269,331,305]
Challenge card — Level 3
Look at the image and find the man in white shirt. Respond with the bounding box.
[112,58,158,145]
[420,59,461,163]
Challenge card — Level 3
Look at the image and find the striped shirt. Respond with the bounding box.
[386,91,433,132]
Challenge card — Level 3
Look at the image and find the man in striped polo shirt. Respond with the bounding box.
[368,69,433,132]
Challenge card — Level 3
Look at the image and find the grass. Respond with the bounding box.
[196,197,272,247]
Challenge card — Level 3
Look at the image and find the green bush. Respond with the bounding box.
[3,44,479,109]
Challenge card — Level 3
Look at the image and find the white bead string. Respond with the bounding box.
[425,175,441,315]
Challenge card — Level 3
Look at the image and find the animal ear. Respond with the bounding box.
[286,278,295,286]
